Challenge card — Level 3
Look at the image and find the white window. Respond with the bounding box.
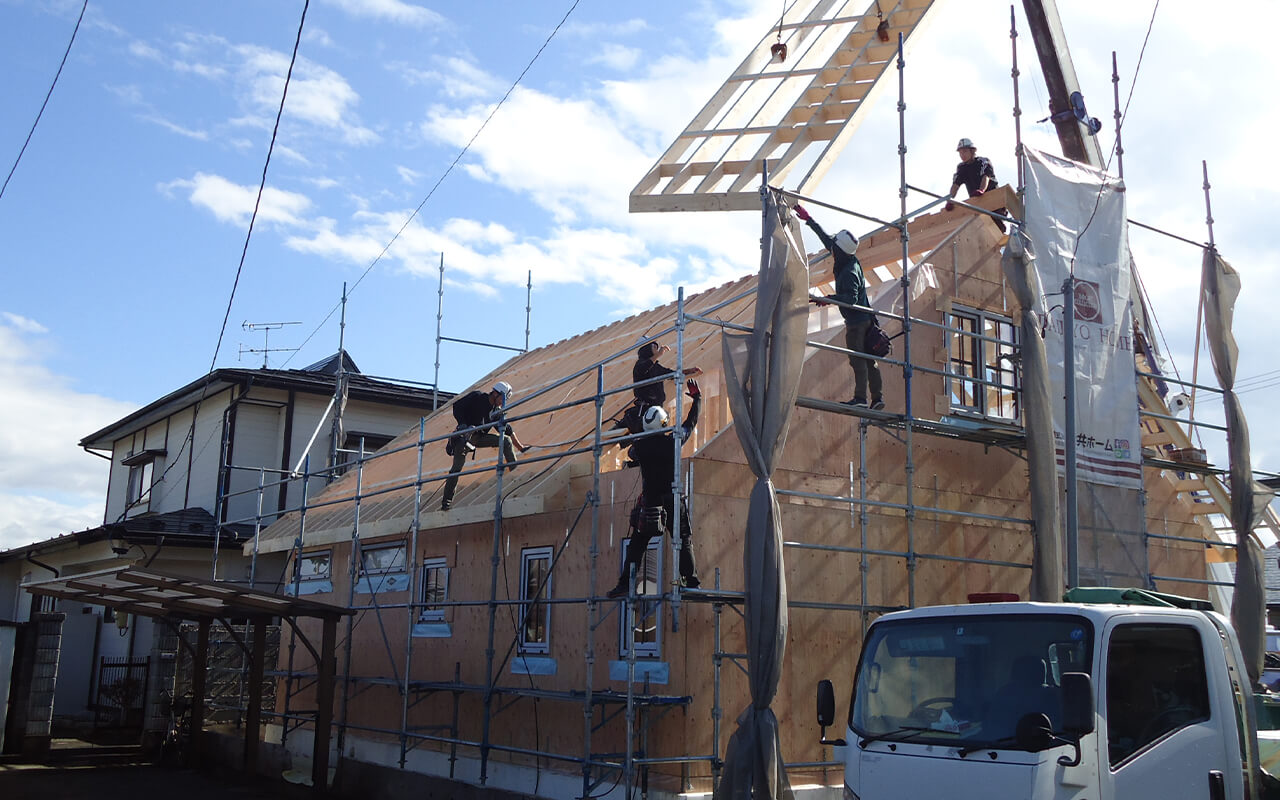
[125,460,153,512]
[947,307,1019,420]
[296,550,331,582]
[519,547,553,654]
[619,538,663,658]
[420,558,450,622]
[360,542,407,576]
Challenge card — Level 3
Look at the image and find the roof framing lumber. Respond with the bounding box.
[630,0,940,213]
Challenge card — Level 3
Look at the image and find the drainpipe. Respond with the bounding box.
[24,553,59,619]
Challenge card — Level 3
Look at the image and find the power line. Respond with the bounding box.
[209,0,310,372]
[123,1,311,522]
[0,0,88,201]
[283,0,583,367]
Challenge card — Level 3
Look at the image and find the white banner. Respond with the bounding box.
[1023,148,1142,489]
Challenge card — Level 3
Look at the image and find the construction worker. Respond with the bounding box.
[616,341,703,438]
[608,378,702,597]
[794,204,884,410]
[440,380,528,511]
[946,137,997,210]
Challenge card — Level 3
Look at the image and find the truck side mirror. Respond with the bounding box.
[1060,672,1095,735]
[817,680,836,727]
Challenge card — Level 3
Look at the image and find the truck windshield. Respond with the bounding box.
[851,614,1092,749]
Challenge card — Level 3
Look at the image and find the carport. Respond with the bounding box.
[23,566,350,791]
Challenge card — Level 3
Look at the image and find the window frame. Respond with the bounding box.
[946,305,1020,421]
[420,557,450,622]
[125,458,154,512]
[295,549,332,582]
[518,546,553,654]
[359,542,408,577]
[1105,622,1212,768]
[618,537,663,658]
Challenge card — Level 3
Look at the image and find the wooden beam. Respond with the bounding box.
[312,616,337,793]
[190,619,210,768]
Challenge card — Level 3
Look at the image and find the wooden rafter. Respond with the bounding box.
[630,0,940,213]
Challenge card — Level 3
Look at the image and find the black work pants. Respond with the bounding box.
[619,494,697,584]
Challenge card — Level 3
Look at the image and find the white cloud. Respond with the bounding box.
[0,322,135,550]
[162,172,313,227]
[141,114,210,140]
[128,40,162,61]
[0,495,103,552]
[304,27,336,48]
[233,44,379,145]
[560,18,649,38]
[392,56,505,100]
[319,0,445,27]
[396,165,421,184]
[586,44,641,72]
[1,313,48,334]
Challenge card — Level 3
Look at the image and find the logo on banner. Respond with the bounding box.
[1073,280,1103,323]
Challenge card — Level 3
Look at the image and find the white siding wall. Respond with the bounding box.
[226,400,286,527]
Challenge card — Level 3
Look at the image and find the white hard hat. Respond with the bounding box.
[492,381,512,403]
[641,405,669,433]
[957,137,975,150]
[834,230,859,255]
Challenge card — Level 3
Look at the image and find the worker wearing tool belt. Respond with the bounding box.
[608,378,702,597]
[440,380,528,511]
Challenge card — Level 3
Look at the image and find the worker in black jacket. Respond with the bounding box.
[441,380,528,511]
[608,379,702,597]
[794,203,884,409]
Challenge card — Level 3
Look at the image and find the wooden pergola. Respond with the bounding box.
[23,566,350,792]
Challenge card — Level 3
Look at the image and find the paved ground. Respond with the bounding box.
[0,738,313,800]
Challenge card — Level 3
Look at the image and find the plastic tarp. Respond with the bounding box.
[1001,231,1063,601]
[1203,248,1272,685]
[714,189,807,800]
[1022,148,1143,490]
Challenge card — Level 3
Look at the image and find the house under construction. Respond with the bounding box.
[21,2,1276,799]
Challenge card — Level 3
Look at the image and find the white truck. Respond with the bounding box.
[817,590,1280,799]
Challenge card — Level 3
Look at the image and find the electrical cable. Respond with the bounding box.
[124,1,310,524]
[283,0,582,368]
[210,0,310,371]
[0,0,87,202]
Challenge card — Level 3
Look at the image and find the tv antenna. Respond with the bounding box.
[240,320,300,368]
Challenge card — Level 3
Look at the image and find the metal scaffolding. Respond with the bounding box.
[190,27,1259,800]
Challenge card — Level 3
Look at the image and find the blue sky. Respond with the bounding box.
[1,0,1277,549]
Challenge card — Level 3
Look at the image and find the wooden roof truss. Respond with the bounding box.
[629,0,939,213]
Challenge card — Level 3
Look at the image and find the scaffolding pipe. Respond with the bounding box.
[250,467,265,588]
[580,365,605,799]
[1011,5,1025,192]
[479,417,512,785]
[400,421,427,768]
[1111,52,1124,180]
[337,448,365,752]
[1064,274,1080,588]
[898,33,917,609]
[281,455,310,749]
[434,253,443,411]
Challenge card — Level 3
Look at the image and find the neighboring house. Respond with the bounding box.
[243,203,1241,798]
[0,351,449,739]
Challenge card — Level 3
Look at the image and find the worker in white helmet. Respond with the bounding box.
[607,379,703,597]
[793,203,885,410]
[440,380,528,511]
[946,137,997,211]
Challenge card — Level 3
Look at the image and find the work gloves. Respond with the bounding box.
[793,203,810,221]
[686,378,701,399]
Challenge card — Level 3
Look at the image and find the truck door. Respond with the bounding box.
[1100,622,1235,800]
